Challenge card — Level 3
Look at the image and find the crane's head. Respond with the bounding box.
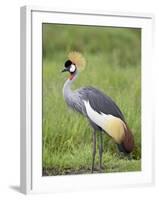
[61,52,86,80]
[61,60,77,80]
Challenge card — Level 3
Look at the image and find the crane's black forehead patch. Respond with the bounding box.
[65,60,72,68]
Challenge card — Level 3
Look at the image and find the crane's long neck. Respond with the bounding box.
[63,72,78,98]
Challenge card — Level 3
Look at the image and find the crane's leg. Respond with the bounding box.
[91,130,96,173]
[99,133,104,172]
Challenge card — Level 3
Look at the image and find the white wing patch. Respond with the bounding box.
[83,100,113,130]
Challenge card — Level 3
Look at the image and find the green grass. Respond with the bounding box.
[42,24,141,175]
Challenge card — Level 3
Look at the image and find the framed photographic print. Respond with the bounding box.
[20,6,154,194]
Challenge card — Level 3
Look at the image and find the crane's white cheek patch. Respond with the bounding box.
[70,64,76,72]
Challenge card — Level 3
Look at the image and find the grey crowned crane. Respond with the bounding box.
[62,52,134,173]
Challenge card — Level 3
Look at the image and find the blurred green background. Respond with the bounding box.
[42,24,141,176]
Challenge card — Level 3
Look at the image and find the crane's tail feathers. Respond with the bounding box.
[116,124,134,154]
[120,125,134,153]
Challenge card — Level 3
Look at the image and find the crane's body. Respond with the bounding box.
[62,52,134,172]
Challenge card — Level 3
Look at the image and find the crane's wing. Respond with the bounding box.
[76,86,125,121]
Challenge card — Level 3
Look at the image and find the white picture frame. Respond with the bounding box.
[20,6,154,194]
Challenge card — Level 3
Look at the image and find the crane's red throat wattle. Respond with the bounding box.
[69,74,74,80]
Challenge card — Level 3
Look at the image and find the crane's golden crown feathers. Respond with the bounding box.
[68,52,86,71]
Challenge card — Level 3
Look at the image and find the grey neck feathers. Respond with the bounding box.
[62,71,85,115]
[63,73,78,98]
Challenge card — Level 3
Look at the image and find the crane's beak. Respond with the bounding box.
[61,68,68,72]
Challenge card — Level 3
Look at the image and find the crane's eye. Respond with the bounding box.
[69,64,76,73]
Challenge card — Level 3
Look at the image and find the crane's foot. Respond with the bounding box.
[91,166,99,173]
[91,164,95,173]
[99,165,105,173]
